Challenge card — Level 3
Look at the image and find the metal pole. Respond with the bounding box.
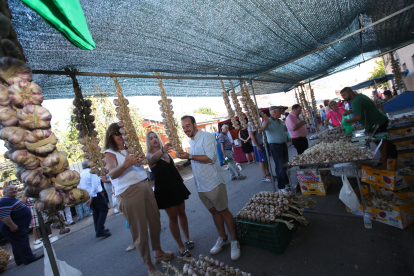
[249,80,277,191]
[354,163,367,211]
[37,211,60,276]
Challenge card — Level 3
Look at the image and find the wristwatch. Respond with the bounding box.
[188,154,192,161]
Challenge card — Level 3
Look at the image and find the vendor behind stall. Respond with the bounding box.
[340,87,397,164]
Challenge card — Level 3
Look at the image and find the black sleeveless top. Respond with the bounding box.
[151,155,191,209]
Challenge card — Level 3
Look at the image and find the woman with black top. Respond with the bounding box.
[238,127,255,164]
[145,131,193,257]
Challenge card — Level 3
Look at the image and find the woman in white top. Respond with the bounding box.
[104,123,173,276]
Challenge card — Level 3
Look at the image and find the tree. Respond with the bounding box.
[193,106,218,116]
[53,85,146,165]
[367,59,387,88]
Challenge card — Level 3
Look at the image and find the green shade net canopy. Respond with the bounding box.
[8,0,414,99]
[21,0,95,50]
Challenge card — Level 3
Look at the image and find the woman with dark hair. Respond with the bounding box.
[103,123,173,276]
[238,127,255,164]
[145,131,192,257]
[325,100,346,128]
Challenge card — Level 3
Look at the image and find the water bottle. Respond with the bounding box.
[225,157,230,162]
[126,221,129,229]
[363,210,372,229]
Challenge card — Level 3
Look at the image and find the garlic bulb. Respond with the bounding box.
[25,129,57,154]
[39,187,64,205]
[21,167,51,189]
[8,149,39,169]
[0,105,17,126]
[42,152,69,176]
[0,57,32,85]
[1,39,23,60]
[17,105,52,129]
[0,126,28,149]
[219,78,240,129]
[54,170,80,191]
[0,84,10,106]
[24,185,41,198]
[63,188,90,207]
[9,80,43,107]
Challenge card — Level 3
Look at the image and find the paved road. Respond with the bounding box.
[3,135,414,275]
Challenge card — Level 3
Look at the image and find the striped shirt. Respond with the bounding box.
[190,130,226,193]
[0,196,31,234]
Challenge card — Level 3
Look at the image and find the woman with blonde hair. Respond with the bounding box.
[103,123,173,276]
[145,131,192,257]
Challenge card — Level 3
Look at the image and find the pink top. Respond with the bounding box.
[337,101,344,107]
[326,107,346,127]
[286,113,308,138]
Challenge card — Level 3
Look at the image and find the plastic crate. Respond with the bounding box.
[235,218,292,255]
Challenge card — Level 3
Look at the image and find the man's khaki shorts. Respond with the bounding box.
[198,184,228,211]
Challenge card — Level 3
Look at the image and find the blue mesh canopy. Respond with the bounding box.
[8,0,414,99]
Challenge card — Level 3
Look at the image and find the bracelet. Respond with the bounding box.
[161,146,165,154]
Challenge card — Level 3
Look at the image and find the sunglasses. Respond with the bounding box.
[114,131,122,136]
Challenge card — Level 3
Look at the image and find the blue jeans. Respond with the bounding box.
[75,203,92,220]
[269,143,290,189]
[90,193,109,236]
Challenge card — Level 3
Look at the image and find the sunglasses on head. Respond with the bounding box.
[114,131,122,136]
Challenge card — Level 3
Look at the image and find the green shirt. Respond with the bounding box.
[262,117,288,144]
[351,93,388,130]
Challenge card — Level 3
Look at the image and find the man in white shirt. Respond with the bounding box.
[79,161,110,238]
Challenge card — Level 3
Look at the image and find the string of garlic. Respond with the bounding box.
[228,79,247,130]
[219,78,240,130]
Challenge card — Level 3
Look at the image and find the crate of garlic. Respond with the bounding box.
[235,191,315,254]
[288,141,374,166]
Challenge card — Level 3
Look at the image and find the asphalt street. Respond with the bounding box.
[2,134,414,276]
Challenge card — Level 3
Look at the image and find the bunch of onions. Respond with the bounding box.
[25,129,57,155]
[54,170,80,191]
[42,152,68,176]
[7,149,39,169]
[0,126,28,149]
[17,105,52,129]
[0,84,10,106]
[8,80,43,107]
[63,188,90,207]
[0,105,17,126]
[21,167,51,189]
[0,57,32,85]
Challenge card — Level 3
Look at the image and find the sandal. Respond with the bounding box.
[180,249,191,257]
[185,241,195,249]
[154,251,174,264]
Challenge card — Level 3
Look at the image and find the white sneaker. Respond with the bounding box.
[113,208,120,214]
[126,244,136,252]
[210,236,230,255]
[280,189,288,194]
[231,240,241,261]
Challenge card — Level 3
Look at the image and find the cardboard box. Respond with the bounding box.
[392,137,414,150]
[398,149,414,162]
[361,164,414,191]
[387,124,414,140]
[296,170,331,183]
[346,197,414,229]
[377,187,414,199]
[387,159,404,171]
[300,177,333,196]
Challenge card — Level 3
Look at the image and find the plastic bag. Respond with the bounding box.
[44,245,82,276]
[339,174,360,213]
[341,115,353,134]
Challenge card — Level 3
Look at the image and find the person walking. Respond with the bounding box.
[238,126,255,164]
[286,104,309,155]
[80,161,110,238]
[262,106,291,193]
[21,194,46,248]
[219,125,246,181]
[0,185,43,266]
[248,122,271,182]
[60,206,75,226]
[145,131,192,257]
[104,123,173,276]
[100,174,119,214]
[177,115,241,261]
[75,199,92,221]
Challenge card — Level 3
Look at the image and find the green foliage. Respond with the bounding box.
[193,106,218,116]
[53,85,145,164]
[367,59,387,88]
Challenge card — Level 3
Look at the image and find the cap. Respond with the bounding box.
[269,106,287,112]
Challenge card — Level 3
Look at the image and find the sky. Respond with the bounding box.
[0,59,378,155]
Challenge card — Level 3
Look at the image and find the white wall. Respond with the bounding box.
[384,44,414,91]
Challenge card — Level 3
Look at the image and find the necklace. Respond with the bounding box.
[117,150,126,157]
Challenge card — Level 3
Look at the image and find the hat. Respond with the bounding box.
[269,106,287,112]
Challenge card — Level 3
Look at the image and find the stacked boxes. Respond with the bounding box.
[297,170,332,196]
